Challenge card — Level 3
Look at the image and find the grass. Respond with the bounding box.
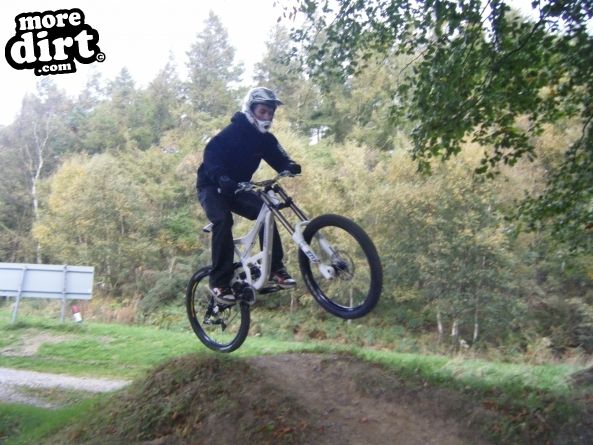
[355,349,577,395]
[0,398,104,445]
[0,308,590,444]
[0,314,325,379]
[0,320,194,379]
[0,312,581,391]
[15,386,99,407]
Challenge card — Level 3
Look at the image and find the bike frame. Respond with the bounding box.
[231,179,337,291]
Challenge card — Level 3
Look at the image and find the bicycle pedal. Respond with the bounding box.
[240,287,256,305]
[259,285,280,294]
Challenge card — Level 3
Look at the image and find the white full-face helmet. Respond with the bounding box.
[241,87,283,133]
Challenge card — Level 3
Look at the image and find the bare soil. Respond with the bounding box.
[248,353,493,445]
[0,330,76,357]
[0,367,130,408]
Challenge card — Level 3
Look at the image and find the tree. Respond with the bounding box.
[185,11,244,117]
[254,25,325,135]
[76,68,106,112]
[0,134,35,261]
[108,67,151,149]
[80,67,158,152]
[34,148,203,297]
[284,0,593,248]
[145,53,183,142]
[34,153,153,291]
[69,68,107,152]
[0,79,75,262]
[254,25,304,104]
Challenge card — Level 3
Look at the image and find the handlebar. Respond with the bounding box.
[236,171,297,193]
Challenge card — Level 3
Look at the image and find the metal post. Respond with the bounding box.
[60,265,68,323]
[11,265,27,323]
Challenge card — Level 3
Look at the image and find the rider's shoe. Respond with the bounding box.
[271,268,297,289]
[212,286,237,305]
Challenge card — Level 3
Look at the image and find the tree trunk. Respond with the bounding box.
[437,309,444,344]
[31,178,42,264]
[473,256,486,345]
[30,119,51,264]
[451,319,460,352]
[473,304,480,344]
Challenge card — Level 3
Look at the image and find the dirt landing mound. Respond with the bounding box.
[49,353,493,445]
[249,353,491,445]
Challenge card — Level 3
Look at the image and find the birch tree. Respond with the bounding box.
[2,79,73,262]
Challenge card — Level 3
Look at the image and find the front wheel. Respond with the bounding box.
[299,214,382,319]
[186,267,250,353]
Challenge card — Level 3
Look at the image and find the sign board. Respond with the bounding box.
[0,263,94,322]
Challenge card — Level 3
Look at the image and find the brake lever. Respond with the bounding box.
[279,170,300,178]
[235,182,252,193]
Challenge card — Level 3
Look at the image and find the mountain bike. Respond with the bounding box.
[186,172,382,352]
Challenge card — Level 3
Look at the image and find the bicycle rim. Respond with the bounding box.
[186,267,250,353]
[300,214,382,319]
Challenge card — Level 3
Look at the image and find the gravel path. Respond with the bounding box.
[0,367,130,408]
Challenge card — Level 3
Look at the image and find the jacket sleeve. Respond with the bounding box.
[202,135,230,184]
[263,136,294,173]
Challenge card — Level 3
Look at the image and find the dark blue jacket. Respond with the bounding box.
[197,112,294,189]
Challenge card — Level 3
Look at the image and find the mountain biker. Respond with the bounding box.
[196,87,301,305]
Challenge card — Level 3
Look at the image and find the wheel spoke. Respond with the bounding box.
[311,227,372,309]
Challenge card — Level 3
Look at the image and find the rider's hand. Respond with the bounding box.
[218,175,238,197]
[286,162,301,175]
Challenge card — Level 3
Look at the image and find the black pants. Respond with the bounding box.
[198,186,284,287]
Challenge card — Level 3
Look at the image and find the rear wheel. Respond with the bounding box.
[186,267,250,353]
[299,214,382,319]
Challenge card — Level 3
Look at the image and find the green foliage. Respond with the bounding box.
[137,267,190,315]
[34,154,150,290]
[254,25,302,100]
[285,0,593,250]
[33,148,203,297]
[144,55,182,141]
[518,127,593,251]
[79,101,126,153]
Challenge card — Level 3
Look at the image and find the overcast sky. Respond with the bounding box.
[0,0,283,125]
[0,0,565,127]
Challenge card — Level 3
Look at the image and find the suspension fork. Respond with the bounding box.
[274,185,338,257]
[261,185,336,279]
